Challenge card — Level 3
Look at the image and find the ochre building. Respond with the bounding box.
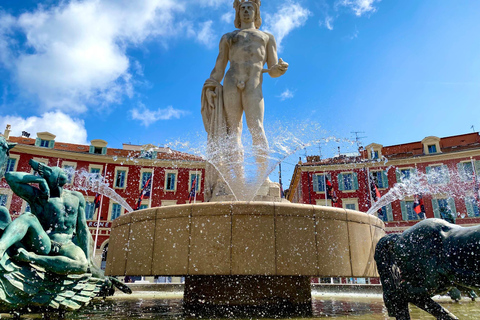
[287,132,480,234]
[0,127,205,265]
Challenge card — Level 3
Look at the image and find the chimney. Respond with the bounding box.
[3,124,11,140]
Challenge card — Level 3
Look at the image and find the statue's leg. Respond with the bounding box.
[16,242,88,275]
[410,297,458,320]
[243,87,268,177]
[0,213,51,257]
[223,82,245,181]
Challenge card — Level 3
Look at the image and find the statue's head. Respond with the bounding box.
[0,136,16,179]
[29,159,69,190]
[233,0,261,29]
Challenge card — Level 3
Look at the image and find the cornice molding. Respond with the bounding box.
[10,144,206,169]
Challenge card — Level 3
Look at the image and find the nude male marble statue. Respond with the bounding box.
[201,0,288,200]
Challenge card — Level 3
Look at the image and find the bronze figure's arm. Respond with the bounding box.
[5,172,49,204]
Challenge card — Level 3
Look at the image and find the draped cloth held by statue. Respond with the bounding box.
[201,79,229,200]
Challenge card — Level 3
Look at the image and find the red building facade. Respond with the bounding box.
[287,133,480,233]
[0,129,205,264]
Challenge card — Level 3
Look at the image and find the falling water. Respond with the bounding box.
[66,168,134,213]
[169,121,354,201]
[367,167,476,216]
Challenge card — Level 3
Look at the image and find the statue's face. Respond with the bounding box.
[239,2,255,23]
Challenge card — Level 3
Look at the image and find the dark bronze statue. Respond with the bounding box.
[375,218,480,320]
[0,137,130,312]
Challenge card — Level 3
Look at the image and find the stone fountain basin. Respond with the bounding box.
[105,202,385,278]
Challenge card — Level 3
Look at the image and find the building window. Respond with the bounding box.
[342,198,358,210]
[427,144,437,153]
[371,151,379,160]
[465,197,480,217]
[438,199,453,221]
[85,201,96,220]
[397,168,412,183]
[432,198,456,222]
[427,165,449,185]
[345,203,355,210]
[111,203,122,220]
[138,204,148,210]
[114,169,127,188]
[189,172,201,192]
[338,172,358,191]
[165,172,177,191]
[377,205,393,222]
[35,138,55,148]
[140,172,152,189]
[140,150,157,159]
[62,165,75,184]
[371,171,388,189]
[90,167,101,180]
[458,162,475,181]
[5,158,16,173]
[0,194,7,207]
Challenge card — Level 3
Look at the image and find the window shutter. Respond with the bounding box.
[447,197,456,216]
[475,160,480,180]
[395,169,401,184]
[465,198,474,217]
[352,172,358,190]
[442,165,450,184]
[426,166,432,184]
[386,204,393,221]
[338,174,344,191]
[400,201,407,221]
[382,170,388,188]
[48,140,55,149]
[457,163,465,181]
[312,174,319,192]
[89,145,95,153]
[35,138,41,147]
[432,199,440,218]
[101,147,107,155]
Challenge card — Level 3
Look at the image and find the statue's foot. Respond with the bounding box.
[13,248,34,263]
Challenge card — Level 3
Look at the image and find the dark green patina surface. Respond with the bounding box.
[0,136,129,312]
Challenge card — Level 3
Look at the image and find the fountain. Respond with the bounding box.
[105,0,385,316]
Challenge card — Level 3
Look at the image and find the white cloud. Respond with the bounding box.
[130,104,189,126]
[263,1,311,51]
[198,0,229,7]
[221,11,234,24]
[325,15,334,30]
[196,20,216,48]
[335,0,380,17]
[0,0,185,114]
[279,88,294,101]
[0,111,88,144]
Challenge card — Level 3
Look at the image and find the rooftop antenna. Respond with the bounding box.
[471,125,475,132]
[318,143,322,160]
[351,131,367,148]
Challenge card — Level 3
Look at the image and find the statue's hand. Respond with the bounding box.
[269,58,289,78]
[206,89,217,109]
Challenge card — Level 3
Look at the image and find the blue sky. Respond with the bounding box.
[1,0,480,186]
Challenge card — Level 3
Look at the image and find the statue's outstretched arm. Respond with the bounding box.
[209,34,229,83]
[265,33,288,78]
[4,172,49,202]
